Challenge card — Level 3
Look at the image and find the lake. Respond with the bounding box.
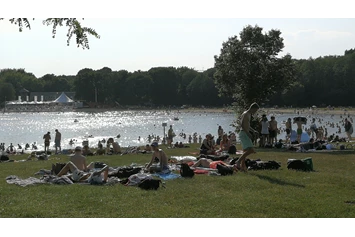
[0,109,350,151]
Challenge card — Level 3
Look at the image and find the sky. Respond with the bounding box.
[1,0,355,78]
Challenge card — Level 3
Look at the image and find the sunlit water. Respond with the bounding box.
[0,110,351,152]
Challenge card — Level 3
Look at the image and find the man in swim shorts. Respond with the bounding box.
[57,146,109,184]
[145,142,170,173]
[43,131,51,153]
[236,102,259,172]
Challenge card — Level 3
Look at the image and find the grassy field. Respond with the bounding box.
[1,143,355,218]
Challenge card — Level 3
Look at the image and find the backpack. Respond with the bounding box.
[126,173,152,186]
[216,163,233,176]
[287,159,309,171]
[138,178,164,190]
[245,159,281,170]
[0,155,9,161]
[108,167,142,178]
[180,163,195,178]
[228,145,237,154]
[94,162,107,168]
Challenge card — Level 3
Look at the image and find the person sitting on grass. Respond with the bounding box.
[144,142,169,173]
[82,145,94,156]
[57,146,109,184]
[218,134,231,153]
[200,134,215,155]
[106,137,121,154]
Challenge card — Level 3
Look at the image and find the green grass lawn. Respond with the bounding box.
[1,144,355,218]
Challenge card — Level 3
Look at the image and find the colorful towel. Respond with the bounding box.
[152,172,181,180]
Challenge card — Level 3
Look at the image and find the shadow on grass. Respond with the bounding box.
[250,173,306,188]
[255,148,355,155]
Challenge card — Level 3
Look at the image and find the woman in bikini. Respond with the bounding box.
[219,134,231,152]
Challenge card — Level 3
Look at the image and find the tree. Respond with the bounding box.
[0,83,16,104]
[0,18,100,49]
[214,25,296,110]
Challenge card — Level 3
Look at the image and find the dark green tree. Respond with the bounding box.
[176,67,199,104]
[74,68,97,102]
[0,18,100,49]
[0,68,40,93]
[186,73,218,105]
[214,25,296,110]
[148,67,180,106]
[123,72,153,105]
[0,83,16,104]
[110,70,130,104]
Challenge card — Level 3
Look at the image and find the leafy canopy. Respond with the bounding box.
[0,18,100,49]
[214,25,296,110]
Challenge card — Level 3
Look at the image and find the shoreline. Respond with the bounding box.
[73,106,355,116]
[3,106,355,116]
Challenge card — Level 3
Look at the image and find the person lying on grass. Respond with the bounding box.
[191,158,237,171]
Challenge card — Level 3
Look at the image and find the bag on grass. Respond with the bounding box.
[180,163,195,178]
[228,145,237,154]
[216,163,233,176]
[287,159,306,171]
[287,158,313,172]
[94,162,107,168]
[0,155,9,161]
[138,178,163,190]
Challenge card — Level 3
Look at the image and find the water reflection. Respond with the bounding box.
[0,110,351,151]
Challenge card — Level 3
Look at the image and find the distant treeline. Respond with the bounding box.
[1,49,355,107]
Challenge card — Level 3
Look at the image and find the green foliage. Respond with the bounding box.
[214,25,297,110]
[0,82,16,103]
[124,72,153,105]
[148,67,180,106]
[1,144,355,217]
[1,18,99,49]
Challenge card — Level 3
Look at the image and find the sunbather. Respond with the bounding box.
[145,142,169,173]
[191,158,235,170]
[57,146,108,183]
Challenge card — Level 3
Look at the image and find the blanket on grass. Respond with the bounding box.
[6,174,122,187]
[152,172,181,180]
[6,163,184,187]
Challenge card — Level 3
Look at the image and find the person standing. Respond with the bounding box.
[310,118,318,139]
[295,119,304,143]
[285,118,292,144]
[54,129,62,154]
[43,131,51,153]
[167,125,174,148]
[344,118,353,141]
[217,125,224,144]
[236,102,259,172]
[260,114,269,147]
[268,116,278,146]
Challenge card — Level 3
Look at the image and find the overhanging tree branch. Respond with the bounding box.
[1,18,100,49]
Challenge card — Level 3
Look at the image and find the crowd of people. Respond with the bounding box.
[2,103,355,187]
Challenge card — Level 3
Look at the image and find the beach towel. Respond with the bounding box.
[152,172,180,180]
[170,156,197,162]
